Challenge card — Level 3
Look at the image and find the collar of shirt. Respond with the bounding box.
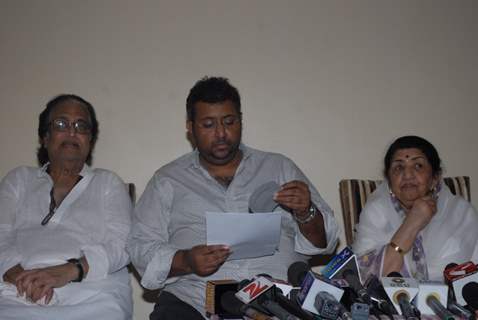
[37,162,91,179]
[187,143,253,170]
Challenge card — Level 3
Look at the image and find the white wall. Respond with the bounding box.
[1,1,477,319]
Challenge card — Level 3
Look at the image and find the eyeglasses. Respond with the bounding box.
[50,118,92,134]
[197,115,241,130]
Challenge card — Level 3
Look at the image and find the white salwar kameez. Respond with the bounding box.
[0,165,133,320]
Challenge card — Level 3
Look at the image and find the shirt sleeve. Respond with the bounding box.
[81,172,132,281]
[0,169,23,281]
[280,157,339,255]
[126,174,179,290]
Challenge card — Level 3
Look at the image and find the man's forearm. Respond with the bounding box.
[168,250,192,278]
[297,210,327,248]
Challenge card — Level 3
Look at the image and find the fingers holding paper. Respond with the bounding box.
[185,244,231,277]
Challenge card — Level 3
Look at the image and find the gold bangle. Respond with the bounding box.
[389,242,405,256]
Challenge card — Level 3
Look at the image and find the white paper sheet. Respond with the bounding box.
[206,212,282,260]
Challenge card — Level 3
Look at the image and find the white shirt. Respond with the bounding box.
[0,165,133,320]
[127,145,339,316]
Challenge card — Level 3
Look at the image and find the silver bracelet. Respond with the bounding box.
[293,203,317,224]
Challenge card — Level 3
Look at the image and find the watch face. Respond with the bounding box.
[249,181,280,213]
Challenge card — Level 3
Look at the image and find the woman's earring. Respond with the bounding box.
[388,186,396,198]
[430,186,438,200]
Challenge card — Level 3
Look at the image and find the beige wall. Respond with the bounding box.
[1,1,477,319]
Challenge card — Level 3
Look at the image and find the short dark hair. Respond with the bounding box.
[384,135,442,179]
[186,76,241,121]
[37,94,99,166]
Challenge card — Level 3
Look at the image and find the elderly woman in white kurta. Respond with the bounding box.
[0,95,132,319]
[353,135,478,281]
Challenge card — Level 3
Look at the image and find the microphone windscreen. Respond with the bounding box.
[386,271,402,278]
[220,291,244,316]
[462,282,478,309]
[445,262,458,270]
[288,261,309,287]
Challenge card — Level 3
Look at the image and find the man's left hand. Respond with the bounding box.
[15,263,78,303]
[273,180,311,216]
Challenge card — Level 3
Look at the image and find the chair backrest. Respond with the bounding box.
[339,176,471,246]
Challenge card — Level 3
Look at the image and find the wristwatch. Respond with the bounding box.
[67,258,84,282]
[293,203,317,224]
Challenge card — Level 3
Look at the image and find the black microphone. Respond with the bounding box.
[463,282,478,311]
[342,269,371,305]
[255,273,316,320]
[314,291,342,319]
[274,290,316,320]
[385,272,419,320]
[220,291,274,320]
[287,261,310,287]
[261,299,300,320]
[364,275,398,317]
[425,295,454,320]
[442,263,475,320]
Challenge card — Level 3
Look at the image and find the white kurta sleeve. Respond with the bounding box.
[81,172,132,281]
[126,174,179,290]
[0,169,23,280]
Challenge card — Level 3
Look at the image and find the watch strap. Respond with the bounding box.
[67,258,84,282]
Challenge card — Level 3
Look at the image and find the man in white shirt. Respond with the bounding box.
[127,76,339,319]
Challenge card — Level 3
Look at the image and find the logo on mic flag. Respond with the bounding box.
[235,276,274,304]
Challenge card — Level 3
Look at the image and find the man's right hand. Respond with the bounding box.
[184,245,230,277]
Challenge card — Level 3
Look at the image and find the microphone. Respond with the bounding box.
[205,279,239,317]
[442,263,475,320]
[416,281,452,318]
[296,270,344,315]
[220,290,274,320]
[447,302,475,320]
[342,269,371,305]
[261,299,300,320]
[287,261,310,287]
[235,276,309,320]
[321,247,362,283]
[444,261,476,284]
[255,273,317,320]
[381,272,419,320]
[463,282,478,311]
[425,295,454,320]
[444,261,478,306]
[314,291,341,319]
[350,302,370,320]
[364,275,398,316]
